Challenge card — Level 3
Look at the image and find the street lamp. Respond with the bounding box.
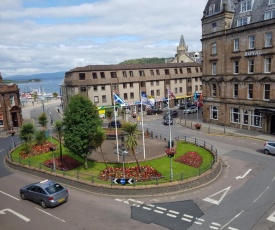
[50,146,56,171]
[41,97,45,112]
[10,130,15,149]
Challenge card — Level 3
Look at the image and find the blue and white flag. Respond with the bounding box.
[193,92,197,101]
[113,93,125,104]
[141,92,154,107]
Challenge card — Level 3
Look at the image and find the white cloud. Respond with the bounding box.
[0,0,208,77]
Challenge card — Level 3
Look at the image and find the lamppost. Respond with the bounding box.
[41,97,45,112]
[10,130,15,149]
[50,146,56,171]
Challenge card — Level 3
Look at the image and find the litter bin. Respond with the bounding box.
[167,140,174,148]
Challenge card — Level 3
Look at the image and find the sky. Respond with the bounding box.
[0,0,208,77]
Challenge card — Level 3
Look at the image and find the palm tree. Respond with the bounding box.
[122,122,141,172]
[19,123,36,154]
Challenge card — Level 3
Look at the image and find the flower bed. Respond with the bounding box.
[175,151,203,168]
[43,155,82,171]
[99,165,162,182]
[19,142,57,159]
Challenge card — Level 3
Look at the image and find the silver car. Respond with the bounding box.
[20,179,69,209]
[263,141,275,154]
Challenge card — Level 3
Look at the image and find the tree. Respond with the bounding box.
[33,92,38,102]
[105,109,113,130]
[52,92,58,99]
[62,94,103,169]
[35,130,46,145]
[54,121,63,160]
[38,112,48,131]
[91,127,107,169]
[19,123,35,154]
[122,122,141,172]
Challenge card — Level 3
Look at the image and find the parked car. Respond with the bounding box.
[164,117,173,125]
[183,106,198,114]
[108,120,122,128]
[164,110,178,118]
[147,108,163,115]
[263,141,275,154]
[20,179,69,209]
[179,103,194,109]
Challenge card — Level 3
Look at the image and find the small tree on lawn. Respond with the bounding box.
[63,94,102,169]
[19,123,35,154]
[35,130,46,146]
[54,121,63,160]
[105,109,113,130]
[91,127,107,169]
[38,112,48,131]
[122,122,141,172]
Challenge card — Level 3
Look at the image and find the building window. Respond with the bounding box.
[156,69,160,75]
[123,83,127,89]
[150,70,154,75]
[230,108,240,123]
[234,38,239,51]
[233,83,238,98]
[264,10,275,20]
[174,88,178,93]
[129,71,134,77]
[140,81,145,87]
[110,72,117,78]
[264,57,272,73]
[248,59,254,73]
[92,72,97,79]
[237,17,250,27]
[156,90,160,96]
[122,71,127,77]
[210,106,218,120]
[10,95,15,106]
[130,92,134,99]
[248,35,255,49]
[164,69,170,75]
[270,0,275,4]
[212,83,217,96]
[79,73,85,80]
[112,84,118,90]
[196,68,199,73]
[195,77,198,82]
[243,110,249,125]
[101,86,105,91]
[179,87,182,93]
[94,96,99,103]
[200,85,202,90]
[195,85,198,91]
[0,114,3,127]
[212,22,217,32]
[174,69,178,74]
[130,82,133,88]
[93,86,97,91]
[251,110,262,127]
[241,0,252,12]
[212,42,217,55]
[102,95,107,103]
[209,4,215,15]
[124,93,128,100]
[179,68,183,74]
[212,62,217,75]
[151,90,154,96]
[264,84,271,100]
[139,70,145,76]
[233,61,239,74]
[248,84,253,99]
[80,86,86,92]
[174,79,177,84]
[265,32,273,47]
[187,68,191,73]
[187,78,191,82]
[150,81,154,86]
[179,79,182,83]
[100,72,105,78]
[156,80,159,86]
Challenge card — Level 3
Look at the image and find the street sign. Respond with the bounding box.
[113,178,134,185]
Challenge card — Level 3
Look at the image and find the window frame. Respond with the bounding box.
[212,62,217,75]
[264,83,271,100]
[210,106,218,120]
[248,35,255,49]
[264,57,272,73]
[212,42,217,55]
[233,38,239,51]
[233,60,239,74]
[241,0,252,13]
[247,83,253,99]
[248,59,254,74]
[265,32,273,47]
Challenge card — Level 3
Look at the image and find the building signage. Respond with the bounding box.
[244,50,264,57]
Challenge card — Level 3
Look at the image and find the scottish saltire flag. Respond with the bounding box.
[194,92,197,101]
[113,93,125,104]
[141,92,154,107]
[167,88,176,99]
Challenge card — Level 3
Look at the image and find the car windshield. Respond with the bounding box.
[45,183,64,194]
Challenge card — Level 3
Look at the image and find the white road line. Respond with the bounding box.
[182,217,192,222]
[196,218,205,222]
[135,200,144,204]
[169,210,179,215]
[228,227,239,230]
[128,198,136,202]
[0,191,20,201]
[253,186,269,202]
[142,206,151,211]
[146,204,155,207]
[183,214,193,218]
[132,204,140,207]
[123,201,129,204]
[220,210,244,229]
[0,149,4,153]
[156,206,167,211]
[154,210,164,214]
[194,221,203,225]
[210,226,219,230]
[0,209,30,222]
[115,198,123,202]
[211,222,221,226]
[35,208,66,222]
[167,213,177,218]
[273,176,275,182]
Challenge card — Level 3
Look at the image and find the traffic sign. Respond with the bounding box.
[113,178,134,185]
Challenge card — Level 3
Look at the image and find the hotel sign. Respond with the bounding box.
[244,50,264,56]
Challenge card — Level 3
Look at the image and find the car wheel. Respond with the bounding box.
[20,192,26,200]
[41,200,47,209]
[264,149,270,155]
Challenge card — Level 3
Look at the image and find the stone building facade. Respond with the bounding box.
[201,0,275,134]
[0,74,22,131]
[61,63,202,115]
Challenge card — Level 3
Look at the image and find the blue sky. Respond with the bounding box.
[0,0,208,77]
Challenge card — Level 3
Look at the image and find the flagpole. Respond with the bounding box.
[113,92,119,162]
[167,89,173,181]
[140,93,146,160]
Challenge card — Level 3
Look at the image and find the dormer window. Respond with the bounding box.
[264,10,275,20]
[241,0,252,13]
[209,4,215,15]
[237,17,251,27]
[269,0,275,5]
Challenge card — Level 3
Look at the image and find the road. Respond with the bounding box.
[1,104,275,229]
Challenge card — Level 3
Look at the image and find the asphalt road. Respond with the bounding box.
[1,104,275,229]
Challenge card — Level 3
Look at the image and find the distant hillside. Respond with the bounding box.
[4,71,65,82]
[119,57,169,65]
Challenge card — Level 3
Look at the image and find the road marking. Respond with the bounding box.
[182,217,192,222]
[0,191,20,201]
[35,208,66,222]
[254,186,269,202]
[142,206,151,211]
[154,210,164,214]
[272,176,275,182]
[203,186,231,205]
[156,206,167,211]
[132,204,140,207]
[220,210,244,229]
[123,201,129,204]
[210,226,219,230]
[228,227,239,230]
[167,213,177,218]
[0,208,30,222]
[211,222,221,226]
[128,198,136,202]
[146,204,155,208]
[183,214,193,218]
[194,221,203,225]
[135,200,144,204]
[169,210,179,215]
[267,211,275,222]
[115,198,123,202]
[0,149,4,153]
[235,169,252,180]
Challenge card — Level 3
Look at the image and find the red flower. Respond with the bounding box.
[175,151,203,168]
[165,148,176,156]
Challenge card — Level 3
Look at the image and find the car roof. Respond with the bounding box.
[35,179,57,188]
